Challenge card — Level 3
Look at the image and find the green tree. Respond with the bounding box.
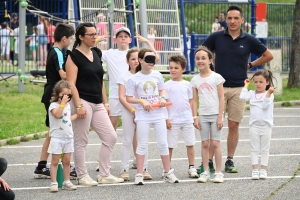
[288,0,300,87]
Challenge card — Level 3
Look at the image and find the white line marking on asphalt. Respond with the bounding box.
[2,137,300,148]
[7,154,300,166]
[11,175,300,190]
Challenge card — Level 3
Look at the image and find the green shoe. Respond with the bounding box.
[225,159,238,173]
[197,162,204,175]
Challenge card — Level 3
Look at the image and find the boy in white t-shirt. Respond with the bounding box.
[102,27,132,130]
[165,55,197,178]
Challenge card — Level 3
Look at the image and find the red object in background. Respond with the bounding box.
[256,2,267,22]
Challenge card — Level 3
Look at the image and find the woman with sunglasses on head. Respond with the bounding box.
[65,23,124,186]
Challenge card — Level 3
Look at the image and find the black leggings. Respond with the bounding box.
[0,158,15,200]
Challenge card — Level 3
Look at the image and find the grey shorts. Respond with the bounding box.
[199,115,223,141]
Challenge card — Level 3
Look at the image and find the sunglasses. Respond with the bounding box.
[59,94,73,102]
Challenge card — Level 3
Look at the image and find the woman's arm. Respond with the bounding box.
[102,81,110,115]
[65,55,86,119]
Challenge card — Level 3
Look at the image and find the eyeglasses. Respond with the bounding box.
[84,33,97,37]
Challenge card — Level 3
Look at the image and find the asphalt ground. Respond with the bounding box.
[0,107,299,200]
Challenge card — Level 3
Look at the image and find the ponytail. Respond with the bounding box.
[135,64,142,73]
[72,40,78,51]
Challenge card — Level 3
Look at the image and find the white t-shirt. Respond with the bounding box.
[125,70,168,121]
[102,49,128,99]
[29,33,38,46]
[240,88,274,126]
[37,23,45,35]
[49,102,74,138]
[212,22,220,33]
[165,80,193,124]
[13,27,19,42]
[190,72,225,115]
[117,70,137,109]
[0,29,10,45]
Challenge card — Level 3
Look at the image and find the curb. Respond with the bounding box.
[0,100,300,147]
[0,131,48,147]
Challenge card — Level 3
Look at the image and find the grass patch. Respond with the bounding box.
[33,133,40,140]
[281,101,292,107]
[6,139,20,145]
[1,77,300,140]
[21,136,32,142]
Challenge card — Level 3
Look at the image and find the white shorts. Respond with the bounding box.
[47,137,74,154]
[167,123,196,148]
[109,98,122,116]
[14,40,19,54]
[1,41,10,55]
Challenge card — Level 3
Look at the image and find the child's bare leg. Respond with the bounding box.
[136,154,145,174]
[50,154,60,182]
[212,140,222,172]
[201,140,210,172]
[168,148,173,163]
[186,146,195,166]
[62,153,71,181]
[161,155,170,172]
[39,130,50,161]
[109,116,119,130]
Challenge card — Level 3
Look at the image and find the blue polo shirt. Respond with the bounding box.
[202,29,267,87]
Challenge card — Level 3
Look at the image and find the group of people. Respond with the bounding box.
[0,4,275,197]
[0,14,56,67]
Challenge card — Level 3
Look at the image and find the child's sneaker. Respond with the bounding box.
[213,172,224,183]
[62,181,77,190]
[251,169,259,180]
[97,174,124,184]
[134,173,144,185]
[225,159,238,173]
[164,169,179,183]
[34,167,50,179]
[78,175,98,186]
[131,157,137,169]
[188,167,198,178]
[49,182,58,192]
[197,172,209,183]
[96,166,99,172]
[259,169,268,179]
[70,167,77,180]
[119,171,130,181]
[196,162,204,175]
[143,170,152,180]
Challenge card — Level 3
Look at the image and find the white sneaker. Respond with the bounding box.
[252,169,259,180]
[134,173,144,185]
[62,181,77,190]
[131,157,137,169]
[213,172,224,183]
[197,172,209,183]
[78,175,98,186]
[97,174,124,184]
[49,182,58,192]
[188,167,198,178]
[259,169,268,179]
[164,169,179,183]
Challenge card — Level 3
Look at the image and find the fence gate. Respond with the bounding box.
[134,0,182,72]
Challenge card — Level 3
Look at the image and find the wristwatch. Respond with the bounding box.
[248,62,254,69]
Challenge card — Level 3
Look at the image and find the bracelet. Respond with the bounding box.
[96,38,99,43]
[139,99,144,104]
[248,62,254,69]
[104,103,109,107]
[130,108,135,113]
[245,83,250,87]
[59,104,65,108]
[193,116,198,119]
[76,104,83,110]
[160,96,167,100]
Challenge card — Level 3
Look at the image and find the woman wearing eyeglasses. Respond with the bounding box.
[65,22,124,186]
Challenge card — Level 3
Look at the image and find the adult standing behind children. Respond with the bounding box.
[219,12,227,30]
[37,16,48,66]
[66,22,124,186]
[101,27,132,130]
[202,5,273,173]
[34,23,75,179]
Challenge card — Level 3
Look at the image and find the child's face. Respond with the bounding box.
[195,50,212,71]
[62,36,74,49]
[139,52,156,70]
[253,75,269,93]
[115,32,131,48]
[169,61,185,80]
[58,88,72,103]
[127,52,139,70]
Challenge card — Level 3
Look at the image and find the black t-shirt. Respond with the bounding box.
[41,47,65,103]
[67,47,104,104]
[202,29,267,87]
